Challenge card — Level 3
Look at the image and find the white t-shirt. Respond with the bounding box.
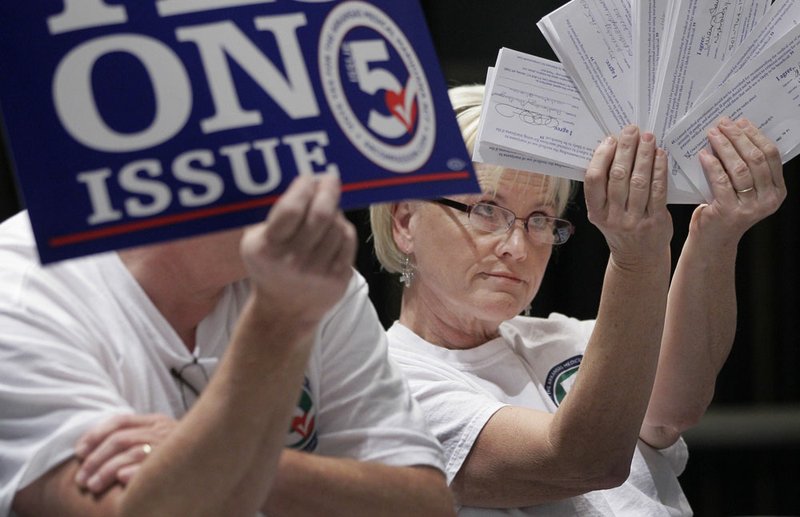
[387,315,692,516]
[0,212,444,515]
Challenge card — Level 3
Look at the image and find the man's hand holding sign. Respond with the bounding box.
[0,1,474,515]
[0,0,478,263]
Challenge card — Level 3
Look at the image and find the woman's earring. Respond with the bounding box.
[523,304,532,317]
[400,255,415,288]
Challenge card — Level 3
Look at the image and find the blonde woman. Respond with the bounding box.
[370,84,786,515]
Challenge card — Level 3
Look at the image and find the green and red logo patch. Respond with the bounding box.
[287,377,317,452]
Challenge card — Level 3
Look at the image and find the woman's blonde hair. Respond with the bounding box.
[370,84,575,274]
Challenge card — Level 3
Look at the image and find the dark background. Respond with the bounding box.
[2,2,799,515]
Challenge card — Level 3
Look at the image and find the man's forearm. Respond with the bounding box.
[117,296,318,516]
[263,450,455,517]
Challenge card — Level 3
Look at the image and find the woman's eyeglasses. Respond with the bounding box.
[432,198,574,245]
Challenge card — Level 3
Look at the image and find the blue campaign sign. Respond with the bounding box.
[0,1,479,264]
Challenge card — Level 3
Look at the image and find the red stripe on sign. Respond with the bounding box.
[49,194,282,247]
[340,170,471,192]
[48,171,472,248]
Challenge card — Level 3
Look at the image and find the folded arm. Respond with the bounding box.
[264,450,453,516]
[13,174,357,516]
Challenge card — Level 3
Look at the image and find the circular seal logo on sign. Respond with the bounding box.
[318,1,435,173]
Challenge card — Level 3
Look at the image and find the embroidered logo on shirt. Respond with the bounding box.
[544,354,582,406]
[286,376,318,452]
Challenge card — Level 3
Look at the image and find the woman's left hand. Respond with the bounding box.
[73,413,178,494]
[696,117,787,245]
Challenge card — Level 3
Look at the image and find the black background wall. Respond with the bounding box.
[1,2,799,515]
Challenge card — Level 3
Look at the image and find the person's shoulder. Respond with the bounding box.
[325,268,368,312]
[503,312,585,329]
[0,211,118,275]
[315,269,376,341]
[501,313,594,342]
[0,212,49,295]
[347,267,368,293]
[0,210,31,231]
[385,321,414,348]
[0,211,36,258]
[385,322,455,365]
[385,323,467,382]
[0,212,125,312]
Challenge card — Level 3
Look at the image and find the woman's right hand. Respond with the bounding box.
[584,125,673,271]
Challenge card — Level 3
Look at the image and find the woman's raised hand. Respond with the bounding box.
[584,125,673,271]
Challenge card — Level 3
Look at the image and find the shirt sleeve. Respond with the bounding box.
[655,435,689,475]
[387,347,507,484]
[311,271,445,472]
[0,304,132,515]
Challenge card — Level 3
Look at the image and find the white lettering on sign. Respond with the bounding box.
[159,0,338,18]
[48,0,128,35]
[347,40,408,139]
[47,0,336,34]
[77,169,123,225]
[158,0,279,17]
[174,150,225,207]
[52,13,319,151]
[119,160,172,218]
[53,35,193,153]
[220,139,283,195]
[177,14,319,134]
[39,2,392,227]
[282,131,339,176]
[78,131,336,224]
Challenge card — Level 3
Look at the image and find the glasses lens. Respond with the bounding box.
[526,215,573,245]
[469,203,514,233]
[552,220,573,245]
[528,214,550,232]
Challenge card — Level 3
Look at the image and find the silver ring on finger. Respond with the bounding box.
[735,186,755,194]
